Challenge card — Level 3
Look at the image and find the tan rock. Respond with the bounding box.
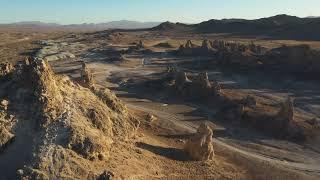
[0,100,9,111]
[146,113,157,123]
[0,124,14,150]
[81,62,94,88]
[184,123,214,161]
[0,62,14,77]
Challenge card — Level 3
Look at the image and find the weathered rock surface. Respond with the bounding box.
[184,123,214,161]
[35,41,77,61]
[0,57,139,179]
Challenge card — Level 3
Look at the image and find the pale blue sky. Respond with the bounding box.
[0,0,319,24]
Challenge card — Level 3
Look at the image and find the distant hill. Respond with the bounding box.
[153,14,320,40]
[0,20,161,30]
[151,21,193,31]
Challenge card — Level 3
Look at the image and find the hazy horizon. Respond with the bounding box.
[0,0,319,25]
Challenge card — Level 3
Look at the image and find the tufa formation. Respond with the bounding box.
[184,123,215,161]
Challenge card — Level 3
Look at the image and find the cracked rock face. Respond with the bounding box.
[184,123,214,161]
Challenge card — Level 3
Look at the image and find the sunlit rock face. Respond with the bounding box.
[184,123,214,161]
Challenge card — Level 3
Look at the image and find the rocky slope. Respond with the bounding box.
[0,58,139,179]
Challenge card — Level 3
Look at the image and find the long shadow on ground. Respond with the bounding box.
[136,142,191,161]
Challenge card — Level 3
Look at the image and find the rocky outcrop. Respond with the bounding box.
[0,62,14,78]
[0,100,9,111]
[0,124,15,151]
[177,39,265,57]
[177,40,320,78]
[264,44,320,76]
[0,57,139,178]
[184,123,214,161]
[177,40,217,56]
[0,100,15,151]
[172,71,221,100]
[20,58,64,126]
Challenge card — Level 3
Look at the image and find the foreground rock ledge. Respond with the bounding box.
[0,57,139,179]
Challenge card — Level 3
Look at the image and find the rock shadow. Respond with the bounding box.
[136,142,190,161]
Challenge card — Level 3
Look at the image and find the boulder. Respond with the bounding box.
[184,123,214,161]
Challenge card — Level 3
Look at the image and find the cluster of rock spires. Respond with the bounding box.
[177,40,320,76]
[167,67,221,101]
[0,58,139,179]
[177,39,264,57]
[164,67,311,140]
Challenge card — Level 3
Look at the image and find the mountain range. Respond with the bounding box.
[2,15,320,40]
[152,14,320,40]
[0,20,162,30]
